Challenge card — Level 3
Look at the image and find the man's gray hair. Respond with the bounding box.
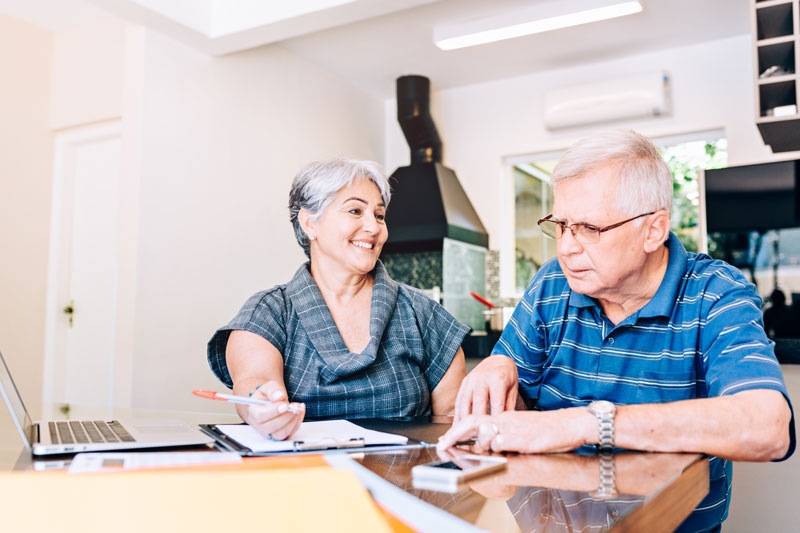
[289,158,391,257]
[551,129,673,216]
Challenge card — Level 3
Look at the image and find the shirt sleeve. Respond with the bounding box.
[697,264,796,461]
[405,288,470,390]
[700,279,785,396]
[206,288,289,389]
[491,264,558,403]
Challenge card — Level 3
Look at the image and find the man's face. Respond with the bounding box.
[550,163,649,301]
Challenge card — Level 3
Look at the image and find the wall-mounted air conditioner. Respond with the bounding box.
[543,71,671,130]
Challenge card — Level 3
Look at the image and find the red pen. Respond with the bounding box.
[192,389,303,414]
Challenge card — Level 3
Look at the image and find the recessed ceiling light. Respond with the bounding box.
[434,0,644,51]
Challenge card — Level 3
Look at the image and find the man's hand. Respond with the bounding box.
[438,408,594,454]
[454,355,521,422]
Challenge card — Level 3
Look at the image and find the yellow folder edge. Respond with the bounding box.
[0,464,394,533]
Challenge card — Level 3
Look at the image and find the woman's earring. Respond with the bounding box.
[309,234,316,241]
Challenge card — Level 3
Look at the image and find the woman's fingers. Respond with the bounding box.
[247,381,305,440]
[248,404,305,440]
[252,380,287,403]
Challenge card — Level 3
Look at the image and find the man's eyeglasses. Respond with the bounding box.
[537,212,655,244]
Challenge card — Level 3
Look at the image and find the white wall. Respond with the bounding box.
[128,30,385,411]
[49,15,125,130]
[0,14,53,406]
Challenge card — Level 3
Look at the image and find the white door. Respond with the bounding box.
[43,122,122,410]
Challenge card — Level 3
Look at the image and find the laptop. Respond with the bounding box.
[0,351,213,456]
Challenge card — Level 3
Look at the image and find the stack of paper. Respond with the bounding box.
[209,419,409,453]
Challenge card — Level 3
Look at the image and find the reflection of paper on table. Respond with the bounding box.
[68,451,242,473]
[216,420,408,452]
[327,454,484,533]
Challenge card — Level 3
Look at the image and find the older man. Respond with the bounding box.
[437,130,795,531]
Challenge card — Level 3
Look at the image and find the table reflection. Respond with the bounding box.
[354,448,707,533]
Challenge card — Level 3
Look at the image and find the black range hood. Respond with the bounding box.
[383,75,489,254]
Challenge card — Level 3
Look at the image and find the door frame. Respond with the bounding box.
[42,120,134,410]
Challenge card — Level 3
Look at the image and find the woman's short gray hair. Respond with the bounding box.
[289,158,392,257]
[551,129,673,217]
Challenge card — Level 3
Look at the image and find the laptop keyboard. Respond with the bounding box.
[48,420,136,444]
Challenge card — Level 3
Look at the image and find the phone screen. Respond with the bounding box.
[427,461,463,470]
[418,456,505,473]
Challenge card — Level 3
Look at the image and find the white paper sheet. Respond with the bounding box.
[215,420,408,452]
[68,451,242,473]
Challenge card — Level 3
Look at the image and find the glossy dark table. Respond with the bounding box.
[352,418,709,532]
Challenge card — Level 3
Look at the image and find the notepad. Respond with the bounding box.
[203,419,409,454]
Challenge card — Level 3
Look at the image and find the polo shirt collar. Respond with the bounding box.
[640,232,686,317]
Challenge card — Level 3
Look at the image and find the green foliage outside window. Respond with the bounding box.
[659,138,728,252]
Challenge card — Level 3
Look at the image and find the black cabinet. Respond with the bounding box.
[754,0,800,152]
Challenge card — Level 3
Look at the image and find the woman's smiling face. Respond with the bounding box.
[309,178,388,275]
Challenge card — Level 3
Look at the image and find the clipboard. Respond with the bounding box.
[200,419,413,456]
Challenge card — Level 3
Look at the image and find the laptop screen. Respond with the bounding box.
[0,352,35,449]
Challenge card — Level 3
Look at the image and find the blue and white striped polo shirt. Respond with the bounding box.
[496,233,791,412]
[492,232,795,532]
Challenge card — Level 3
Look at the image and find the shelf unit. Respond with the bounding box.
[754,0,800,152]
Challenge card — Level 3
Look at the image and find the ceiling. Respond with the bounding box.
[0,0,751,99]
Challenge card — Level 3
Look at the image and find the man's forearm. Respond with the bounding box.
[614,389,792,461]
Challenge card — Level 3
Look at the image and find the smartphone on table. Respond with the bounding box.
[411,454,507,491]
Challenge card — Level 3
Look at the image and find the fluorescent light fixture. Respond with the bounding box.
[434,0,643,51]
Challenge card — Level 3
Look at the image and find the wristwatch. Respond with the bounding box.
[587,400,617,450]
[590,452,618,499]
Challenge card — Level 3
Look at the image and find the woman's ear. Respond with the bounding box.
[643,209,671,253]
[298,209,317,241]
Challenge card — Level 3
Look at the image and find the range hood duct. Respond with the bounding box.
[384,75,489,254]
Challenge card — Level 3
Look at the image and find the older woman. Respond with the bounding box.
[207,158,469,440]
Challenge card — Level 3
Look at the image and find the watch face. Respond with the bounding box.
[590,400,615,414]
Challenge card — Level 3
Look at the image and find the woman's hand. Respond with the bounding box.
[241,380,306,441]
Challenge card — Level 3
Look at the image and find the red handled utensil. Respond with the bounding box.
[470,291,495,308]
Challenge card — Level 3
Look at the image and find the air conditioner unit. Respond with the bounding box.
[543,72,671,130]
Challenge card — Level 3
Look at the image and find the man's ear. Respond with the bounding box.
[643,210,671,253]
[298,208,316,241]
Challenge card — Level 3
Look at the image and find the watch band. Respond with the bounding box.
[588,400,616,450]
[590,452,618,499]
